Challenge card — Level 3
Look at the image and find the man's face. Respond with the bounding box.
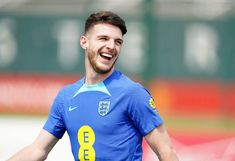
[84,23,123,74]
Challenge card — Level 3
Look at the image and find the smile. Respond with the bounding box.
[100,53,113,60]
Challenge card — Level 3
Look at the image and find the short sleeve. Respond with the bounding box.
[127,84,163,136]
[43,89,66,139]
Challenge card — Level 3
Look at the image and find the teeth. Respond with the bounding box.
[101,53,113,58]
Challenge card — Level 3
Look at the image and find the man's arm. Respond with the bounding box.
[7,129,58,161]
[145,124,179,161]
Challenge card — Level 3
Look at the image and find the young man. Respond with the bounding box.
[7,11,179,161]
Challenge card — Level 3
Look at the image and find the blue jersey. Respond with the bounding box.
[43,70,163,161]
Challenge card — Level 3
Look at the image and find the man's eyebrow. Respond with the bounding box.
[97,35,108,38]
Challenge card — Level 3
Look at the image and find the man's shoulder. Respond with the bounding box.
[113,71,147,93]
[109,71,135,87]
[57,78,84,99]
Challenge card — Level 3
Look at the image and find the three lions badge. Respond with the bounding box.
[98,101,110,116]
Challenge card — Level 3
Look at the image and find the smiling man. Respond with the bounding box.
[7,11,179,161]
[81,23,123,80]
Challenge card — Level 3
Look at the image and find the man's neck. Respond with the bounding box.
[85,68,114,85]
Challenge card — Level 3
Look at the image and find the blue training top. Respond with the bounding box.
[43,70,163,161]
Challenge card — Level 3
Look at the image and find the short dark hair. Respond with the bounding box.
[84,11,127,35]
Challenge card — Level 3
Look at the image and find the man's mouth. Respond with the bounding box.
[100,53,113,61]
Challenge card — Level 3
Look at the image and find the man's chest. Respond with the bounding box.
[64,92,130,135]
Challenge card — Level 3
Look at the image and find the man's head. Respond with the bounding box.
[80,11,127,75]
[84,11,127,36]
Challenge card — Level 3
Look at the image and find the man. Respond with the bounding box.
[7,11,178,161]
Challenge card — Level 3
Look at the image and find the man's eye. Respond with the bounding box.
[116,40,123,46]
[99,37,107,41]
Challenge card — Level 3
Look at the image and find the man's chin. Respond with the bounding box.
[96,69,112,74]
[94,66,113,74]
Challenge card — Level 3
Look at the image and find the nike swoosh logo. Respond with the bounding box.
[68,106,78,112]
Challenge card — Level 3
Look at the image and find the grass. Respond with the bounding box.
[164,115,235,134]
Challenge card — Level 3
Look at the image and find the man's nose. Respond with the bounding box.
[106,40,115,50]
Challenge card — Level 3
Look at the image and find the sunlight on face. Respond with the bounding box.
[85,23,123,74]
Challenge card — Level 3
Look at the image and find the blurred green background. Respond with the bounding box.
[0,0,234,79]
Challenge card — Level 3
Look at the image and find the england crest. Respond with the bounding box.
[98,101,110,116]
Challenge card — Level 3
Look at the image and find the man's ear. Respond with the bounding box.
[80,35,88,50]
